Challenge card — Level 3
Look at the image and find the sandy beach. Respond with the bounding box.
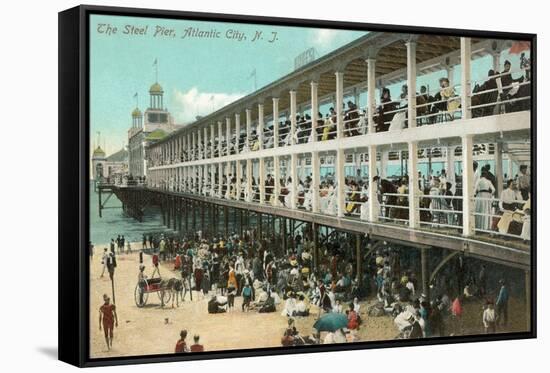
[89,243,529,359]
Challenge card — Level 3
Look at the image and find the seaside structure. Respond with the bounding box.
[108,32,532,322]
[127,81,182,178]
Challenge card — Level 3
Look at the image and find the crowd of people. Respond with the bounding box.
[148,59,531,170]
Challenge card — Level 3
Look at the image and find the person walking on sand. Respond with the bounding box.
[152,252,161,278]
[100,248,109,278]
[99,294,118,350]
[483,301,496,334]
[496,279,509,328]
[142,234,147,249]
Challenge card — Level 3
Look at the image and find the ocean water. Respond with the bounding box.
[89,181,174,246]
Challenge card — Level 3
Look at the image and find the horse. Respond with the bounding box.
[159,277,185,308]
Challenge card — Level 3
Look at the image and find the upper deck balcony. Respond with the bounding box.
[143,32,532,269]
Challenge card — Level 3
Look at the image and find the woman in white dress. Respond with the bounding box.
[360,180,380,221]
[284,177,293,208]
[474,171,496,231]
[326,183,338,216]
[303,184,313,211]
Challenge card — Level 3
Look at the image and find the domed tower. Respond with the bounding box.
[132,107,143,128]
[91,146,107,181]
[149,82,164,110]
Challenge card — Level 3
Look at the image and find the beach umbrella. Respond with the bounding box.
[313,312,348,332]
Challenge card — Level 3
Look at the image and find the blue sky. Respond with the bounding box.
[90,15,368,154]
[90,14,527,156]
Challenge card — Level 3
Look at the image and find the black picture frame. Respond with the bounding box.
[58,4,537,367]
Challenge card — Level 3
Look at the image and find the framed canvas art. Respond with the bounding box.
[58,4,536,367]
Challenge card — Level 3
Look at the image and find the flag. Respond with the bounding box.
[133,92,138,98]
[248,68,256,79]
[153,58,158,66]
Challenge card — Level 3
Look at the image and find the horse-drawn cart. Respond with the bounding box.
[134,278,171,307]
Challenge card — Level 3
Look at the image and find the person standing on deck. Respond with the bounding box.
[474,171,495,231]
[99,294,118,350]
[517,165,530,200]
[495,279,509,328]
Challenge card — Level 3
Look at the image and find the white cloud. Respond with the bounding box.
[171,87,245,124]
[311,29,341,46]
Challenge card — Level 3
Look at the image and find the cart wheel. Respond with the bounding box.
[135,280,149,307]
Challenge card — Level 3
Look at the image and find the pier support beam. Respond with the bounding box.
[421,247,430,299]
[356,234,362,286]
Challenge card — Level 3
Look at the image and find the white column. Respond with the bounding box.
[462,135,475,236]
[197,130,202,160]
[272,98,279,148]
[367,59,377,134]
[335,71,344,138]
[261,105,268,151]
[210,164,215,195]
[186,134,191,161]
[235,113,241,154]
[311,151,320,213]
[204,128,208,159]
[192,132,196,161]
[290,90,297,145]
[246,159,252,202]
[245,109,252,151]
[273,156,280,206]
[461,37,472,120]
[368,145,378,222]
[495,142,503,197]
[217,121,223,157]
[290,154,298,209]
[259,157,266,204]
[226,117,231,155]
[218,162,223,196]
[336,149,346,216]
[447,146,456,193]
[406,40,417,128]
[310,82,318,142]
[210,124,215,158]
[236,160,242,200]
[492,52,501,73]
[408,142,420,228]
[380,151,388,179]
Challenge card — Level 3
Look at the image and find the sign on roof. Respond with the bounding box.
[294,47,318,70]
